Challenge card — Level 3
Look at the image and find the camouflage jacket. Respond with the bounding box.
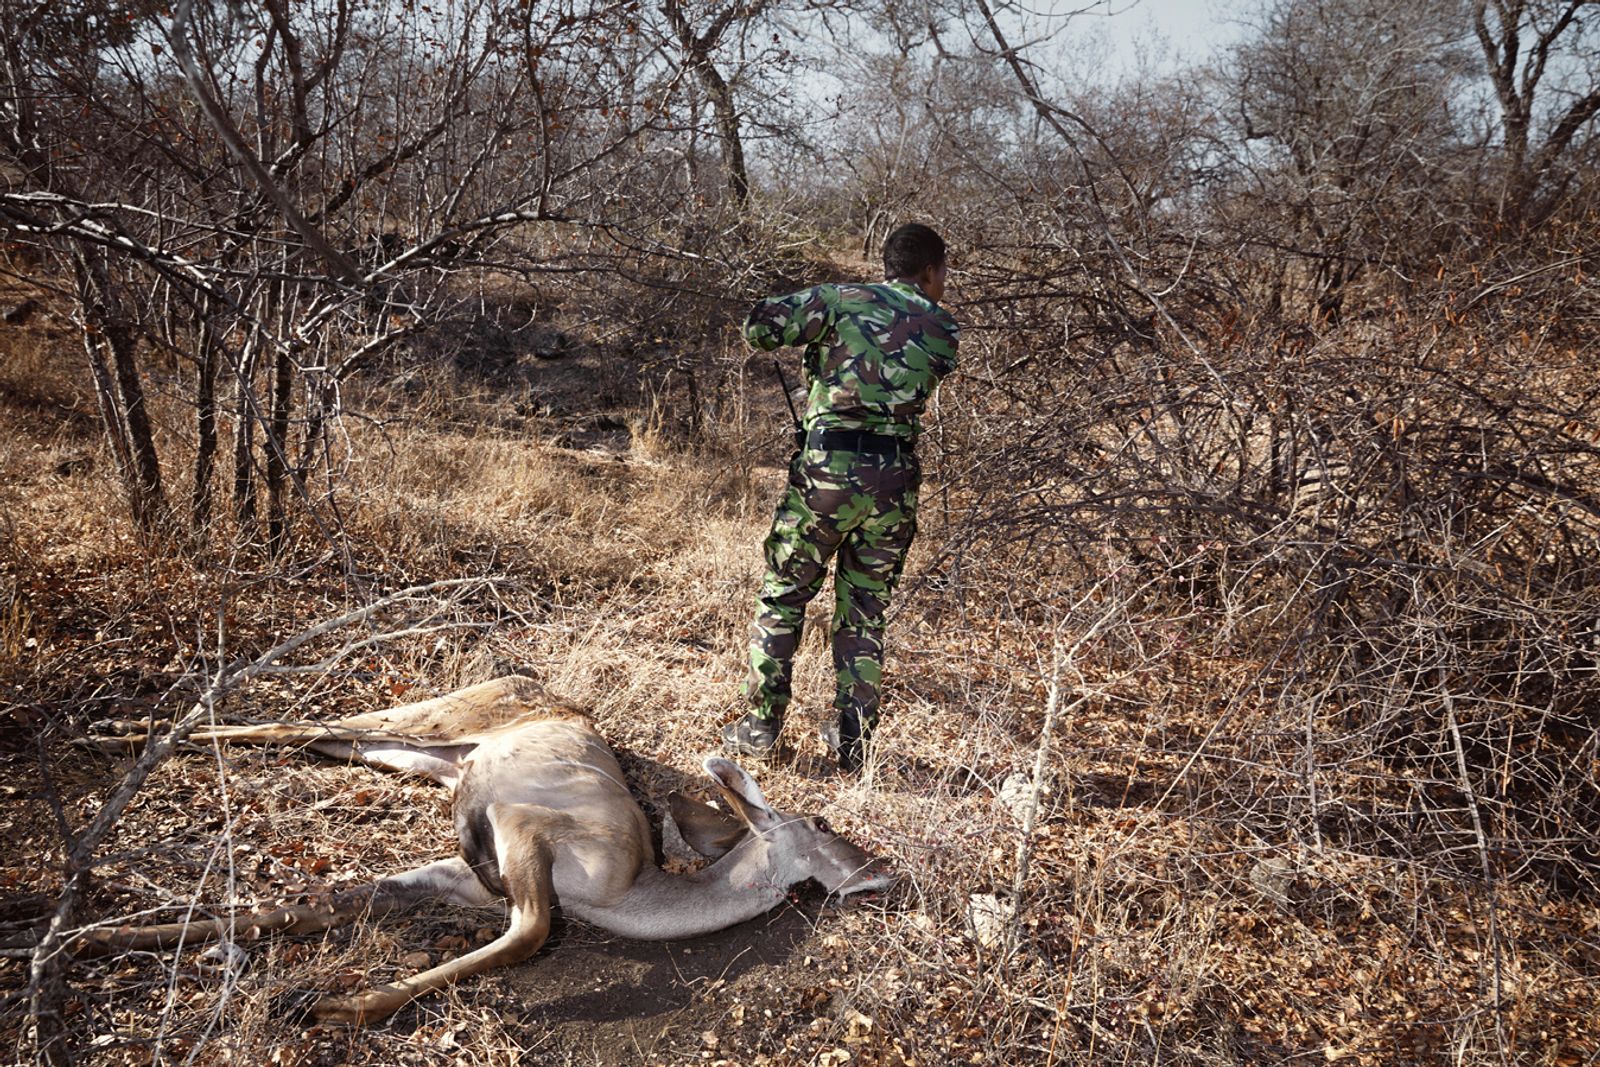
[744,281,959,439]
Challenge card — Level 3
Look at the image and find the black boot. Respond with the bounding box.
[821,711,869,773]
[721,712,781,757]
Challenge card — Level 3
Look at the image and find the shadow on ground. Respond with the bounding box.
[498,895,824,1063]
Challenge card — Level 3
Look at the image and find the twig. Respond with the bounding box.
[260,621,495,675]
[1443,689,1509,1066]
[1006,579,1126,956]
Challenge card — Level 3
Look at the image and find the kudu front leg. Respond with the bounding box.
[77,858,491,956]
[311,804,557,1025]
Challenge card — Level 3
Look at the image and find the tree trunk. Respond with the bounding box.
[233,328,260,535]
[701,63,749,207]
[1472,0,1599,228]
[79,306,136,492]
[192,312,220,538]
[73,254,166,532]
[108,321,164,532]
[299,373,329,491]
[661,0,757,210]
[266,337,293,556]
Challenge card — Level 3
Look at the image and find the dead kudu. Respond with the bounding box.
[77,676,894,1024]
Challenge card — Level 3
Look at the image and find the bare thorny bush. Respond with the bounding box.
[928,214,1600,883]
[836,211,1599,1058]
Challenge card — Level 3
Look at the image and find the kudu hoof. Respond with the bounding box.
[81,719,159,747]
[269,988,325,1027]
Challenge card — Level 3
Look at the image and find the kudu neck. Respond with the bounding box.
[565,840,790,940]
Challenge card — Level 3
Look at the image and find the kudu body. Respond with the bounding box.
[85,676,893,1023]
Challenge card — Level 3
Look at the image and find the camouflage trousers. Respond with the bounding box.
[745,445,919,730]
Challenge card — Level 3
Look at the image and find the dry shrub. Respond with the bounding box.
[937,283,1600,888]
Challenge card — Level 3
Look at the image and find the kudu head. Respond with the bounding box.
[669,757,896,896]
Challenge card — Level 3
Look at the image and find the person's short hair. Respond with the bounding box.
[882,223,947,279]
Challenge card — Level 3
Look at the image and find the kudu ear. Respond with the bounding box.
[668,791,748,859]
[701,757,783,833]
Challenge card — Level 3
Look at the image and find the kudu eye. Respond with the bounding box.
[813,817,832,835]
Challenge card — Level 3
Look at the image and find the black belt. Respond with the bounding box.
[806,429,914,456]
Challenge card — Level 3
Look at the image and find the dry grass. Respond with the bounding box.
[2,301,1598,1066]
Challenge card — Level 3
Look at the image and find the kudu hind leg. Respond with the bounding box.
[310,804,557,1025]
[83,719,313,752]
[318,675,575,739]
[86,675,568,753]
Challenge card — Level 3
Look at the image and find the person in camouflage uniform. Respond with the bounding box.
[722,223,959,772]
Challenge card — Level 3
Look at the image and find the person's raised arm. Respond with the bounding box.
[743,286,835,351]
